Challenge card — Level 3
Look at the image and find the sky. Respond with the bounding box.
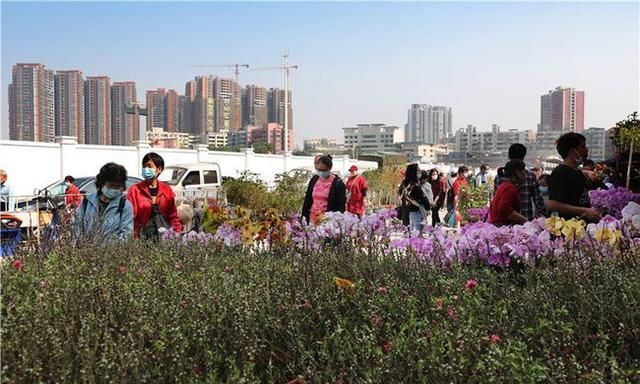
[2,1,639,147]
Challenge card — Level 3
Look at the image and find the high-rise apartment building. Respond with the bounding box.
[166,89,179,133]
[111,81,138,146]
[267,88,293,130]
[540,86,584,132]
[583,127,615,162]
[54,70,84,143]
[8,63,55,142]
[84,76,111,145]
[242,85,268,127]
[405,104,452,145]
[146,88,167,131]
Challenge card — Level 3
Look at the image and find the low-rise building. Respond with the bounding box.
[401,142,450,163]
[147,127,193,149]
[343,123,403,154]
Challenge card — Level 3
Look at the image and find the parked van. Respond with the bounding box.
[158,163,223,199]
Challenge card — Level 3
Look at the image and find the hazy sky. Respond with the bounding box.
[2,1,639,146]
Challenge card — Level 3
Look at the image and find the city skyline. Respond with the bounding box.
[2,2,639,145]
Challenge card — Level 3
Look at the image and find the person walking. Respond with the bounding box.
[127,152,182,239]
[64,175,83,208]
[427,169,445,227]
[0,169,14,212]
[399,164,431,233]
[301,155,346,225]
[345,165,368,217]
[495,143,546,220]
[74,163,133,242]
[488,160,528,226]
[547,133,601,222]
[475,164,489,187]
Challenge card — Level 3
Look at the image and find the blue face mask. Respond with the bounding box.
[317,170,331,179]
[141,167,156,181]
[102,187,122,200]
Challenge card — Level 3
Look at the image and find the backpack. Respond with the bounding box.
[140,199,171,240]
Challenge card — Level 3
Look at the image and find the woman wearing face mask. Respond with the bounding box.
[488,160,528,226]
[427,169,444,227]
[127,152,182,239]
[64,175,83,208]
[74,162,133,242]
[301,155,346,225]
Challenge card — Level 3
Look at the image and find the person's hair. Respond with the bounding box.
[64,175,75,183]
[427,168,439,178]
[457,166,469,175]
[404,163,419,184]
[142,152,164,170]
[95,162,127,190]
[508,143,527,160]
[532,167,541,172]
[583,159,595,169]
[556,132,586,159]
[419,170,430,182]
[503,159,526,179]
[317,155,333,170]
[480,164,488,171]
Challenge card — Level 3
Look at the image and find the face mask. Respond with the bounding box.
[64,182,71,188]
[317,170,331,179]
[142,167,156,181]
[431,175,438,181]
[102,187,122,200]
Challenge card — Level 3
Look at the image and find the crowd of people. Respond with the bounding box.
[0,131,624,243]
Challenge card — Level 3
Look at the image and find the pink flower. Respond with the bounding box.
[11,259,23,271]
[377,286,388,294]
[39,279,49,288]
[465,278,478,291]
[223,266,232,273]
[301,301,312,310]
[489,334,501,345]
[447,306,458,320]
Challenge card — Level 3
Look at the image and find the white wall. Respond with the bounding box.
[0,137,378,196]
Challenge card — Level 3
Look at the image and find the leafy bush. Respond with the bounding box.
[363,166,404,208]
[3,232,640,382]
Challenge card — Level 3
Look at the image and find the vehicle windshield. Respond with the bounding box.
[158,167,187,186]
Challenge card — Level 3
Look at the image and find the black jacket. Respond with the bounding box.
[301,175,346,224]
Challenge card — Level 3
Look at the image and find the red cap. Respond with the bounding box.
[349,165,358,171]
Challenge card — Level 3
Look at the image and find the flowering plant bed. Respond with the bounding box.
[3,204,640,382]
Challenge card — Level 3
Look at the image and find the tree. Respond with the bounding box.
[253,142,275,154]
[611,112,640,190]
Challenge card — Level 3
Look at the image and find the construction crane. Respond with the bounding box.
[251,53,298,154]
[188,63,250,85]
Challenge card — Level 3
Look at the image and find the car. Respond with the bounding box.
[158,163,223,200]
[17,176,142,210]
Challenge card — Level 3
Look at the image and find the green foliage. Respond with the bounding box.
[363,166,404,207]
[252,142,275,154]
[3,240,640,382]
[458,183,492,219]
[222,171,307,216]
[611,112,640,153]
[210,145,242,152]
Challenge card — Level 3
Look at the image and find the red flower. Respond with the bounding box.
[435,297,444,309]
[11,259,23,271]
[465,278,478,291]
[489,334,501,345]
[447,306,458,320]
[379,339,393,353]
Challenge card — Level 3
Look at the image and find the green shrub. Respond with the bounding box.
[3,238,640,383]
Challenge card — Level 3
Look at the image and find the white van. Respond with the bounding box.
[158,163,223,199]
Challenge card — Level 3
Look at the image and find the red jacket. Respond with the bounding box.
[346,174,368,215]
[127,181,182,238]
[65,184,83,208]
